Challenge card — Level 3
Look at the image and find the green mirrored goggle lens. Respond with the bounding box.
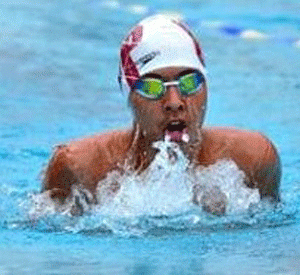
[135,78,165,98]
[144,79,164,97]
[179,72,203,95]
[134,72,204,99]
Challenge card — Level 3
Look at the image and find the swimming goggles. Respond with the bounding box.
[130,71,205,99]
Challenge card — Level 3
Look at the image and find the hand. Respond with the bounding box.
[193,184,227,216]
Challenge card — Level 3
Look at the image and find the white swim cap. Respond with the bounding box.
[118,14,206,95]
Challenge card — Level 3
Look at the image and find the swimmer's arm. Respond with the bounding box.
[41,145,78,203]
[41,134,124,202]
[254,136,281,202]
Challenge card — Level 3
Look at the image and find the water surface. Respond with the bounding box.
[0,0,300,274]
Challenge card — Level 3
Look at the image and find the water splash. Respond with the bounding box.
[96,141,260,217]
[97,141,194,217]
[193,160,261,213]
[25,140,265,235]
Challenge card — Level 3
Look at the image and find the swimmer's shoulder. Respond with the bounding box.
[63,128,134,161]
[200,126,279,165]
[42,129,134,194]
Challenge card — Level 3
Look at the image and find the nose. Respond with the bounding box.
[163,85,184,113]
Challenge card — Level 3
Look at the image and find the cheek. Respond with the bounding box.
[130,96,163,127]
[186,91,207,122]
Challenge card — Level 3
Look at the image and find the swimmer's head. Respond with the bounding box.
[118,15,207,148]
[118,14,206,95]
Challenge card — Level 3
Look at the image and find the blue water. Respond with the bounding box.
[1,0,300,274]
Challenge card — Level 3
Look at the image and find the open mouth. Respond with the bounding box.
[164,121,189,143]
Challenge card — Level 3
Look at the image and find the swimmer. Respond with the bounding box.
[41,15,281,216]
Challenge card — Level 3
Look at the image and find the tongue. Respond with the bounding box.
[165,128,189,143]
[165,130,183,142]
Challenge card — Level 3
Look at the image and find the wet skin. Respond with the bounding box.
[129,66,207,148]
[42,66,281,216]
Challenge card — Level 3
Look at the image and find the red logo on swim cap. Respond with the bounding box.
[120,25,143,88]
[126,25,143,44]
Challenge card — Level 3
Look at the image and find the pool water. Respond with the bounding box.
[1,0,300,274]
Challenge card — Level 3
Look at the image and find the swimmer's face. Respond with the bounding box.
[129,66,207,144]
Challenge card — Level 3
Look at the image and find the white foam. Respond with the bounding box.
[97,141,194,217]
[193,160,260,212]
[27,191,58,220]
[164,133,172,142]
[182,133,190,143]
[96,141,260,217]
[27,186,94,220]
